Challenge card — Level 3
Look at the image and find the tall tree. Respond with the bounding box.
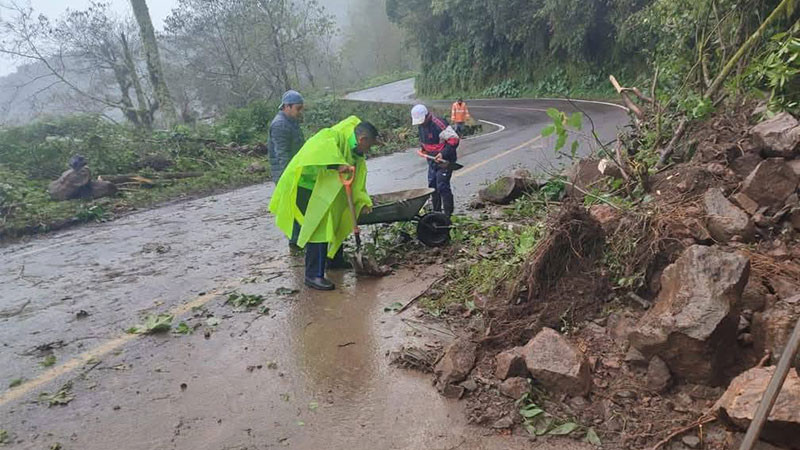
[129,0,177,125]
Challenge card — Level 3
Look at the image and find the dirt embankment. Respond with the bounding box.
[389,105,800,450]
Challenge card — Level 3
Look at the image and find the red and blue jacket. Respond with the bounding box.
[418,114,459,162]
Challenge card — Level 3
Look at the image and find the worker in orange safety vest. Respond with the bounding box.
[450,97,471,137]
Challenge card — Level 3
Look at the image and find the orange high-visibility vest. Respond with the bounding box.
[451,102,470,123]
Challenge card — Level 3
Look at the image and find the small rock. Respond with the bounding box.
[499,377,530,400]
[715,366,800,448]
[738,315,751,332]
[624,347,648,367]
[495,347,528,380]
[467,198,486,210]
[741,158,799,211]
[440,383,465,399]
[76,310,90,319]
[646,357,672,393]
[706,162,727,176]
[731,192,760,216]
[752,299,800,367]
[434,338,477,392]
[750,111,800,158]
[246,162,267,174]
[491,415,515,429]
[703,187,755,242]
[522,328,591,396]
[788,159,800,177]
[682,435,701,449]
[460,379,478,392]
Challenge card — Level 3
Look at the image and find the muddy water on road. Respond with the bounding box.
[3,263,583,449]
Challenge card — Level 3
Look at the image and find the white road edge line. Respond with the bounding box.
[465,119,506,141]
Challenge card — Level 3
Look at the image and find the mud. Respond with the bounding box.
[0,80,628,449]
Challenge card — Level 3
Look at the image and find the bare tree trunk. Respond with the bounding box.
[130,0,178,126]
[121,32,153,130]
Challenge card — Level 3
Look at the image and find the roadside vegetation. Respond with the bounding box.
[0,98,418,241]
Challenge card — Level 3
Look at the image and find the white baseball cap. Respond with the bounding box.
[411,104,428,125]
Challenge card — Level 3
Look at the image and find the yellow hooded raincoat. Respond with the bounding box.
[269,116,372,258]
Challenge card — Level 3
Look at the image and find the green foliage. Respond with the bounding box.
[517,394,601,445]
[38,382,75,407]
[215,100,275,144]
[542,107,584,159]
[173,322,193,335]
[8,378,24,388]
[748,21,800,114]
[481,80,522,98]
[126,314,174,334]
[0,429,8,445]
[39,355,56,368]
[226,292,266,309]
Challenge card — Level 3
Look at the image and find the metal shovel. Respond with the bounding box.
[339,167,387,276]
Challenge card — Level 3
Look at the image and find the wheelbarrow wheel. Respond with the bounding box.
[417,212,451,247]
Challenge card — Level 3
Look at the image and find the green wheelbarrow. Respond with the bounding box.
[358,187,452,247]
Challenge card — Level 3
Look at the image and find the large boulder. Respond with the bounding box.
[750,112,800,158]
[522,328,591,396]
[752,296,800,368]
[715,366,800,449]
[478,169,537,204]
[703,188,755,242]
[48,166,91,201]
[629,245,750,384]
[741,158,799,211]
[434,338,477,392]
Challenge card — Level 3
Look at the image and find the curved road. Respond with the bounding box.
[0,79,628,449]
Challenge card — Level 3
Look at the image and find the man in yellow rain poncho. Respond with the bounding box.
[269,116,379,290]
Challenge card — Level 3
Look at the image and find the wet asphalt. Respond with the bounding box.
[0,79,628,449]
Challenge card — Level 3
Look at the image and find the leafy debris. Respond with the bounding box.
[126,314,174,334]
[226,292,265,309]
[39,382,75,407]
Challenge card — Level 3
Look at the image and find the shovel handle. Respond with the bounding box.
[339,166,361,246]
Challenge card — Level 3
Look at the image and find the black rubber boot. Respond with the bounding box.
[442,193,454,217]
[431,192,442,212]
[305,276,335,291]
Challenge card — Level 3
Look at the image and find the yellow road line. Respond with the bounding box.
[454,135,543,179]
[1,132,546,407]
[0,286,233,406]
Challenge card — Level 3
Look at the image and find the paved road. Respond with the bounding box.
[0,79,628,449]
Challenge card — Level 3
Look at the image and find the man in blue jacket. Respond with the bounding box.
[268,90,306,251]
[412,104,459,217]
[268,90,305,182]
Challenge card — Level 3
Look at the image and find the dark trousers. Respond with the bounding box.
[454,122,465,137]
[295,187,344,279]
[427,160,454,216]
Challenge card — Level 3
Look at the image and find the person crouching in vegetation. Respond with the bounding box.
[268,90,306,252]
[269,117,379,291]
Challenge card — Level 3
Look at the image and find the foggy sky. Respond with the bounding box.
[0,0,178,76]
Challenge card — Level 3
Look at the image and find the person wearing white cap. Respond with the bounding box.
[268,89,306,252]
[411,104,460,216]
